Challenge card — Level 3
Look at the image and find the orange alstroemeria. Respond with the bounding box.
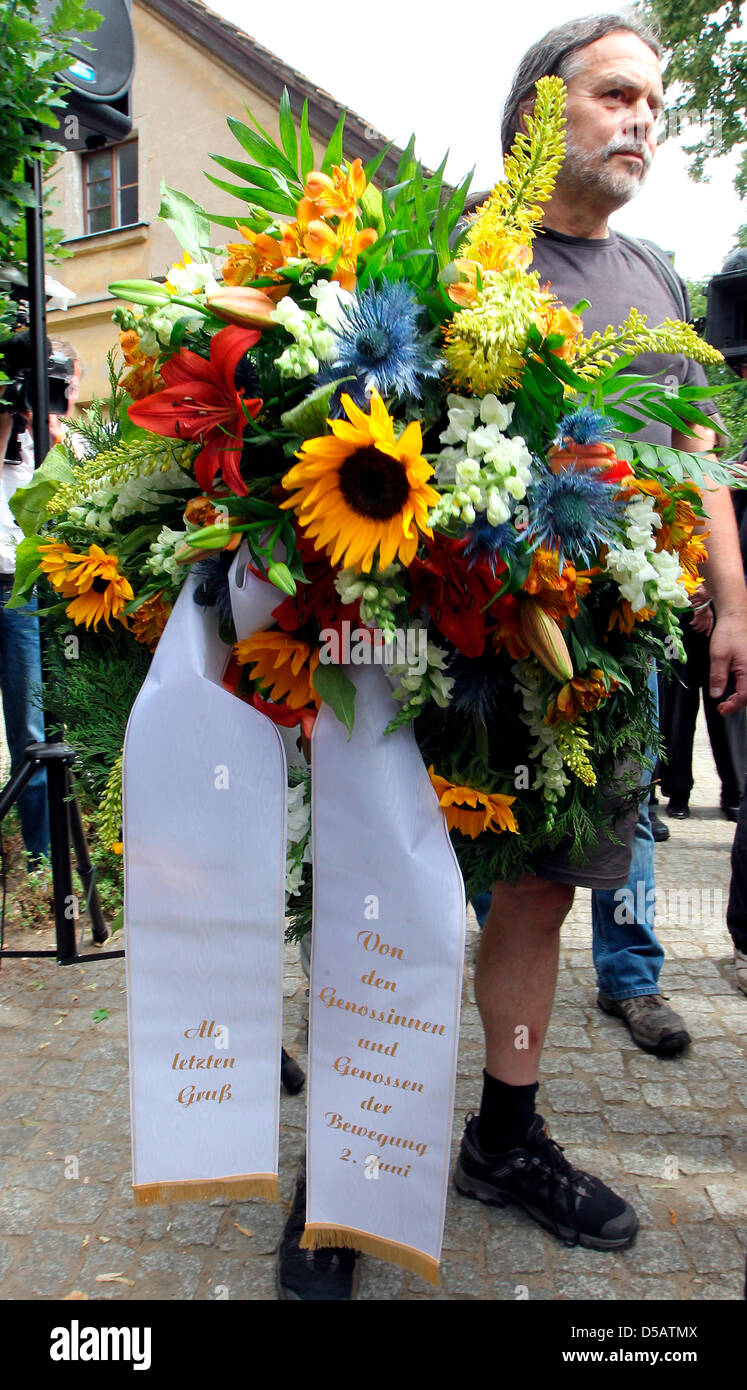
[607,600,656,634]
[523,548,594,622]
[221,225,287,291]
[284,210,377,292]
[548,668,619,725]
[299,159,367,222]
[119,329,160,400]
[535,298,584,360]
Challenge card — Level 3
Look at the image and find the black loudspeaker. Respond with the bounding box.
[36,0,135,147]
[706,270,747,373]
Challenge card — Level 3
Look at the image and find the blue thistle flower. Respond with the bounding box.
[556,407,613,445]
[464,516,522,572]
[449,653,505,724]
[326,281,443,400]
[525,465,626,569]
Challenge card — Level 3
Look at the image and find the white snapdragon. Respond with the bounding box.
[512,660,570,804]
[335,562,406,634]
[271,295,339,378]
[145,525,187,581]
[309,279,356,331]
[431,393,532,528]
[66,462,197,535]
[604,492,689,614]
[386,631,454,712]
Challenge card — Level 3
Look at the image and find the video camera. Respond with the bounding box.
[705,265,747,373]
[0,331,77,466]
[0,330,76,417]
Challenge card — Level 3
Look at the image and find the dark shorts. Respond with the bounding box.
[526,768,640,891]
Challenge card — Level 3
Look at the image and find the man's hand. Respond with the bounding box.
[690,599,714,636]
[709,612,747,714]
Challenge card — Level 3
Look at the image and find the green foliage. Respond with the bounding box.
[200,85,471,307]
[0,0,101,343]
[43,622,149,810]
[640,0,747,193]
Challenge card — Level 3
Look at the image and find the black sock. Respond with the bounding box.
[477,1071,539,1154]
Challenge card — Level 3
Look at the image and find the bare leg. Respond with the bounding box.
[474,875,574,1084]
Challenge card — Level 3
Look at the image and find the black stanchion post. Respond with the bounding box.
[24,160,50,465]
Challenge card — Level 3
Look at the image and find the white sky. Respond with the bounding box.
[204,0,745,282]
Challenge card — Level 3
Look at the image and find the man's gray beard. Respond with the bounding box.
[560,133,650,209]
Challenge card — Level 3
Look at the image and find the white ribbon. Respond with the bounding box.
[302,665,465,1283]
[123,559,467,1280]
[123,552,287,1204]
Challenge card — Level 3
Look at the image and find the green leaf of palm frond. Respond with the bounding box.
[278,87,298,173]
[226,115,300,184]
[321,110,346,174]
[299,99,314,181]
[204,173,295,217]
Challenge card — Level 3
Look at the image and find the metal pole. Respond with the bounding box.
[24,157,77,964]
[23,159,50,465]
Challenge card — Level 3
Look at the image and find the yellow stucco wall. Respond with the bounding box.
[48,2,331,404]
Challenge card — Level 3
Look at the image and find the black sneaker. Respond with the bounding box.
[454,1114,638,1251]
[649,806,670,842]
[277,1160,359,1300]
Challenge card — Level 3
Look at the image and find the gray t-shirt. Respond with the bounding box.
[532,226,718,447]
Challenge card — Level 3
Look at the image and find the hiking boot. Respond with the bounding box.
[597,989,691,1054]
[454,1113,638,1251]
[734,949,747,996]
[277,1160,359,1300]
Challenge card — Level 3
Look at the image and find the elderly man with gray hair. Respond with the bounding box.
[456,12,747,1254]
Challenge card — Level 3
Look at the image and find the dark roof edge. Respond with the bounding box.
[137,0,413,186]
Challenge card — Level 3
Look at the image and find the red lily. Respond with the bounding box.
[409,535,502,658]
[128,325,262,496]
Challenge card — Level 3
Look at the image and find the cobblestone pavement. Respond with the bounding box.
[0,713,744,1301]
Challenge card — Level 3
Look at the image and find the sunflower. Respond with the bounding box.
[39,541,134,630]
[235,631,321,711]
[38,540,81,596]
[280,391,439,572]
[428,768,518,838]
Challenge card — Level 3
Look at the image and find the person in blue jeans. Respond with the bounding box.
[0,410,51,868]
[473,666,691,1054]
[0,581,50,867]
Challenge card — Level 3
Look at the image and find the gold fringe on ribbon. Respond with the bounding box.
[133,1174,278,1207]
[300,1222,440,1286]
